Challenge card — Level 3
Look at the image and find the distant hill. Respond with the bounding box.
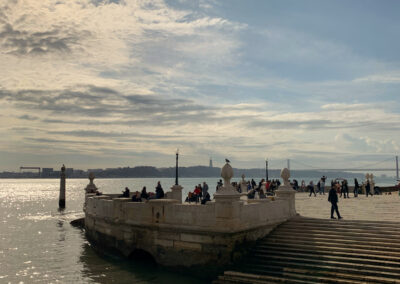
[0,165,365,180]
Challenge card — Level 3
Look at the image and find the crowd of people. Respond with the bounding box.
[300,176,382,198]
[118,181,166,202]
[182,178,284,203]
[185,182,211,204]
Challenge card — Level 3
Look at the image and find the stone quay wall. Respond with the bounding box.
[84,189,296,270]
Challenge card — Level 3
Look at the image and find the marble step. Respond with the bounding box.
[266,232,400,247]
[243,257,400,279]
[290,217,400,227]
[250,249,400,268]
[237,265,400,284]
[217,270,371,284]
[215,271,331,284]
[255,243,400,261]
[270,228,400,243]
[280,222,400,234]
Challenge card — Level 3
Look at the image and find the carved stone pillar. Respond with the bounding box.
[275,168,297,217]
[214,162,241,230]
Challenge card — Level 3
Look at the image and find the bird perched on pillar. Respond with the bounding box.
[225,158,230,163]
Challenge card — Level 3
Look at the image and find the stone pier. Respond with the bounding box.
[83,163,297,274]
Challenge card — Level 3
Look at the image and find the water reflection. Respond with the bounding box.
[78,242,207,284]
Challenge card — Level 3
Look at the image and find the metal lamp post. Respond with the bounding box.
[266,158,269,181]
[175,149,179,185]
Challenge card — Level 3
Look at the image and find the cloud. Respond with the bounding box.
[321,103,371,111]
[0,84,225,128]
[0,23,90,55]
[18,114,39,120]
[248,119,333,130]
[1,0,400,171]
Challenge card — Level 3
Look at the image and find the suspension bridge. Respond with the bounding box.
[267,156,399,179]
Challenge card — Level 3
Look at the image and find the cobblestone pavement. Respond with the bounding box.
[295,191,400,222]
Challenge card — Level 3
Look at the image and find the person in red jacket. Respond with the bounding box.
[194,185,201,203]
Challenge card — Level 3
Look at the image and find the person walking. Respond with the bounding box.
[308,181,316,197]
[328,185,342,219]
[340,180,348,198]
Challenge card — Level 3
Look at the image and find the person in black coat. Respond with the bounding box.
[366,180,372,197]
[140,186,149,200]
[354,178,359,197]
[328,186,342,219]
[155,181,164,199]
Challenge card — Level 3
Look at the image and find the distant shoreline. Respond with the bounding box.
[1,165,396,181]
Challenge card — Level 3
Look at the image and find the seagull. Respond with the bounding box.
[225,158,230,163]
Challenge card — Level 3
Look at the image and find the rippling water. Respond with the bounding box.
[0,178,222,284]
[1,176,396,283]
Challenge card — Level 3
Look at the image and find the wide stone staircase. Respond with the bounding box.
[215,216,400,283]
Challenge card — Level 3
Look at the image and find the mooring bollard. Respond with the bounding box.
[59,164,66,208]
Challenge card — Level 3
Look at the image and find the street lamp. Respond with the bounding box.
[175,149,179,185]
[265,158,269,181]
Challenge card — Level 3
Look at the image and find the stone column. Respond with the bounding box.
[275,168,296,217]
[170,184,183,204]
[214,162,241,230]
[59,164,66,208]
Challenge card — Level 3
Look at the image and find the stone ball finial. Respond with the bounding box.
[221,162,234,187]
[88,172,95,182]
[281,168,290,186]
[85,172,98,193]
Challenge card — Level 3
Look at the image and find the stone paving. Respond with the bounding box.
[295,191,400,222]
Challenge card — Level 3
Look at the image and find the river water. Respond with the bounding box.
[0,176,397,283]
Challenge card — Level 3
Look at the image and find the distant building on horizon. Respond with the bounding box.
[209,158,213,168]
[88,168,103,173]
[42,168,53,177]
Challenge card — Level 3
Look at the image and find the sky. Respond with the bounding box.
[0,0,400,172]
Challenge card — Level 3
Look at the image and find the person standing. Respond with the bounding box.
[366,180,372,197]
[354,178,359,197]
[320,177,325,195]
[251,179,256,189]
[328,185,342,219]
[344,180,349,198]
[301,180,306,192]
[202,182,209,200]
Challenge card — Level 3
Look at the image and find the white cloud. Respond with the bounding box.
[1,0,400,171]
